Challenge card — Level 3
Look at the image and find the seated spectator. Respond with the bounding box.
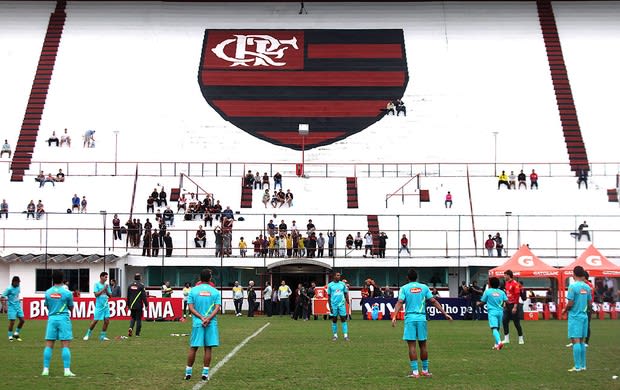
[285,189,294,207]
[270,191,278,208]
[290,220,299,235]
[35,171,45,186]
[354,232,363,250]
[267,219,276,236]
[80,196,88,213]
[278,219,287,233]
[254,172,262,190]
[508,171,516,189]
[276,189,286,208]
[194,225,206,248]
[211,200,222,220]
[577,169,588,189]
[36,200,45,220]
[395,99,406,116]
[262,172,270,189]
[0,199,8,219]
[244,170,254,188]
[55,169,65,182]
[204,211,213,227]
[262,189,270,208]
[159,187,167,207]
[222,206,234,220]
[0,140,11,158]
[177,194,187,213]
[384,101,395,115]
[26,200,35,219]
[147,196,155,213]
[155,208,162,222]
[41,173,55,188]
[345,234,354,249]
[517,169,527,189]
[60,128,71,147]
[163,206,174,226]
[47,131,59,147]
[307,219,316,235]
[151,188,160,207]
[445,191,452,208]
[83,129,95,148]
[571,221,590,241]
[497,170,510,190]
[274,172,283,190]
[71,194,80,213]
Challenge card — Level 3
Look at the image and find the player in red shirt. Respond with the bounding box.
[502,270,524,344]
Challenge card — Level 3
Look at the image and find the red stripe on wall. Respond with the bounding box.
[214,100,387,117]
[307,44,402,59]
[201,71,405,87]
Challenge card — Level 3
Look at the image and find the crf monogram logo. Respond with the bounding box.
[211,34,299,67]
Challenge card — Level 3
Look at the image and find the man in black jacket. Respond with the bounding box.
[127,273,148,337]
[247,281,257,317]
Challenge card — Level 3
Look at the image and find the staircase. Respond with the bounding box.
[536,0,589,173]
[11,1,67,182]
[366,215,380,256]
[240,179,253,208]
[346,177,358,208]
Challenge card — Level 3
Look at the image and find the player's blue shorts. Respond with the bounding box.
[190,324,219,348]
[568,316,588,339]
[330,303,347,318]
[403,319,427,341]
[45,317,73,341]
[94,306,110,321]
[8,306,24,320]
[488,311,503,329]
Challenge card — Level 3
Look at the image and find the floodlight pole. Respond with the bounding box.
[100,210,107,272]
[492,131,499,176]
[113,130,119,176]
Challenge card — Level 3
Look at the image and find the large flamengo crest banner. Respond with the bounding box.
[198,29,409,150]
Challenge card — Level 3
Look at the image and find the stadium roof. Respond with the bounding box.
[0,253,124,264]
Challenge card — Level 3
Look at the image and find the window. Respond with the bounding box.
[36,269,90,292]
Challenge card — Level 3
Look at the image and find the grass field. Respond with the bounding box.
[0,313,619,390]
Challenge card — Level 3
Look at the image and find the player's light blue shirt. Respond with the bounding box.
[188,284,221,327]
[327,281,348,308]
[567,280,591,319]
[480,288,507,314]
[94,282,111,310]
[3,285,21,309]
[45,285,74,317]
[398,281,433,321]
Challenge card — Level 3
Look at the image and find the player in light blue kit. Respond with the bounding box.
[392,268,452,378]
[42,269,76,377]
[327,271,349,341]
[84,271,111,341]
[2,276,25,341]
[479,277,508,350]
[185,268,221,382]
[561,265,591,372]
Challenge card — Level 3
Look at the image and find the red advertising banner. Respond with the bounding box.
[22,297,183,320]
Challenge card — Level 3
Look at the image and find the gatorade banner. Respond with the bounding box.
[22,297,183,320]
[361,298,488,320]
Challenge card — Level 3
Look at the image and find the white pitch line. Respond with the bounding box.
[192,322,271,390]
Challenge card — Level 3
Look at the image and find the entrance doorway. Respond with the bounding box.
[269,264,330,315]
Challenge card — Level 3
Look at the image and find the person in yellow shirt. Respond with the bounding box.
[239,237,247,257]
[232,281,244,317]
[268,235,276,257]
[497,170,510,190]
[286,234,293,257]
[298,236,306,258]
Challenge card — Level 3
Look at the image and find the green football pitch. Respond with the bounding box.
[0,314,619,390]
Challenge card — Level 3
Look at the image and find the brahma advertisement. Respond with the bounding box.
[23,297,183,320]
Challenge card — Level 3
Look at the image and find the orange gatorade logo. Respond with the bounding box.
[410,287,422,293]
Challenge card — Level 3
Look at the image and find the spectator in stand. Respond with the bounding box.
[274,172,283,190]
[508,171,516,189]
[285,189,294,207]
[35,171,45,186]
[328,231,336,257]
[399,234,410,256]
[151,188,160,207]
[262,172,270,189]
[159,187,167,207]
[42,173,55,187]
[146,195,155,213]
[47,131,59,147]
[26,200,35,219]
[164,231,173,257]
[239,237,247,257]
[577,169,588,189]
[317,233,325,257]
[151,229,160,257]
[571,221,591,242]
[278,234,287,258]
[345,234,354,249]
[60,128,71,147]
[222,206,234,221]
[517,169,527,189]
[378,232,388,258]
[142,230,152,257]
[36,200,45,220]
[276,189,286,208]
[485,234,495,257]
[354,232,363,250]
[530,169,539,189]
[385,101,395,115]
[83,130,95,148]
[253,172,262,190]
[493,233,504,257]
[0,199,8,219]
[158,220,166,246]
[278,220,287,234]
[194,225,206,248]
[155,209,162,223]
[252,236,262,257]
[71,194,80,213]
[395,98,406,116]
[445,191,452,208]
[261,189,270,208]
[244,170,254,188]
[204,210,213,227]
[298,235,306,257]
[363,231,374,258]
[268,234,276,257]
[0,140,11,158]
[80,196,87,213]
[211,200,222,221]
[307,219,316,235]
[112,214,122,240]
[163,206,174,226]
[497,170,510,190]
[177,193,187,213]
[55,169,65,182]
[267,219,276,236]
[110,278,121,298]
